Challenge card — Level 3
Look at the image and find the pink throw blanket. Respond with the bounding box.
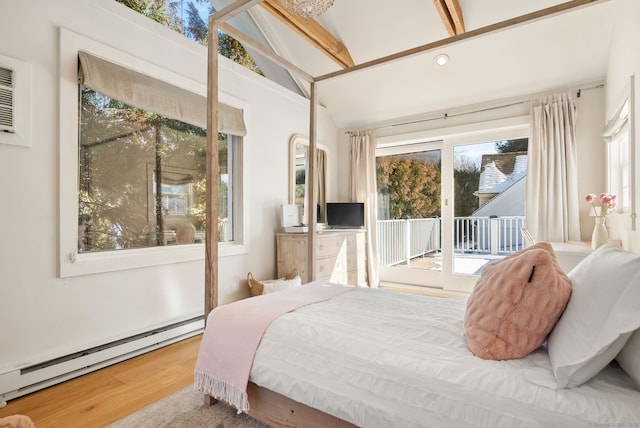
[194,282,354,413]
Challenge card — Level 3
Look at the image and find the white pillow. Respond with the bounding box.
[547,243,640,388]
[617,329,640,389]
[262,275,302,294]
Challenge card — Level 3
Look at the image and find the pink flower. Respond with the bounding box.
[586,192,617,217]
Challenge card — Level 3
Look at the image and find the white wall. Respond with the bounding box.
[575,88,607,241]
[605,0,640,252]
[0,0,338,380]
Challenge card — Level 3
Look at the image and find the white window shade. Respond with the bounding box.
[78,51,246,136]
[603,99,629,141]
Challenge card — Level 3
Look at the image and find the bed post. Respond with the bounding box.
[205,13,220,323]
[204,0,264,318]
[307,82,318,281]
[204,0,266,321]
[203,10,220,409]
[202,0,283,407]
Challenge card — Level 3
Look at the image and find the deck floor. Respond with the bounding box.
[397,252,505,275]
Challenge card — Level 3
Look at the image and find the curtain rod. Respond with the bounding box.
[344,83,604,134]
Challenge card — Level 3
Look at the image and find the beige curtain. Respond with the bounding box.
[315,149,327,222]
[78,51,246,135]
[526,93,581,242]
[350,131,379,287]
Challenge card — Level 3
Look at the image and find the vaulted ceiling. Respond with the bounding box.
[209,0,617,129]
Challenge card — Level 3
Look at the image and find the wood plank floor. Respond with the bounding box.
[0,334,202,428]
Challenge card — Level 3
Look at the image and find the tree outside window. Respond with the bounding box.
[79,88,234,252]
[116,0,263,75]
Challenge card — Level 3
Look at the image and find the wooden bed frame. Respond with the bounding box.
[204,382,354,427]
[201,0,607,425]
[246,382,355,428]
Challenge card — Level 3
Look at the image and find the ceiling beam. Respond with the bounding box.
[433,0,465,36]
[433,0,456,36]
[316,0,608,82]
[445,0,466,34]
[259,0,355,68]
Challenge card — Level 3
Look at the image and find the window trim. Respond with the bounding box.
[59,28,248,278]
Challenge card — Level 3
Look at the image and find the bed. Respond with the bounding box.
[195,244,640,428]
[197,4,640,425]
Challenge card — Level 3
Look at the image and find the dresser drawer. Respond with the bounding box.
[316,255,350,281]
[316,235,347,258]
[316,232,365,257]
[315,256,336,281]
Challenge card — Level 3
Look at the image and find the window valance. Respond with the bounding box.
[78,51,246,136]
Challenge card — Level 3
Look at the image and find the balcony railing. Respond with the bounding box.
[377,216,526,267]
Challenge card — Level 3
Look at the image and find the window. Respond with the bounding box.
[607,119,630,213]
[59,29,247,277]
[604,74,636,231]
[78,89,240,252]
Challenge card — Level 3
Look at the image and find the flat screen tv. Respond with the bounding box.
[326,202,365,229]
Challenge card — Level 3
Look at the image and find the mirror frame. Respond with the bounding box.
[288,134,330,224]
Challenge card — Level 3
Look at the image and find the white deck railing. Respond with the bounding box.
[377,216,525,266]
[377,218,441,267]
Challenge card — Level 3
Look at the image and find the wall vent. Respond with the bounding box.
[0,66,16,133]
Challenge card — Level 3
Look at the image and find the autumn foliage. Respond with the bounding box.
[376,156,441,219]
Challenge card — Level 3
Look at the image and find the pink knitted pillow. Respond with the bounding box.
[464,242,572,360]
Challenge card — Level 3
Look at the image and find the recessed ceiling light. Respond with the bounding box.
[435,54,449,66]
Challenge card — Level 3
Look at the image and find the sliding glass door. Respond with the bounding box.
[376,121,529,292]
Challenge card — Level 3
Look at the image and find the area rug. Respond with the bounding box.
[108,385,269,428]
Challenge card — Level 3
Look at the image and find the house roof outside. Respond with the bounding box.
[473,175,527,217]
[477,151,528,194]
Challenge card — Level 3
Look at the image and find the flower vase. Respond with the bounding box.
[591,216,608,250]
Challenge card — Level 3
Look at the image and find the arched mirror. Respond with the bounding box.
[289,134,329,225]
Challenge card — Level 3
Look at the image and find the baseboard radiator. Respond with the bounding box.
[0,316,204,402]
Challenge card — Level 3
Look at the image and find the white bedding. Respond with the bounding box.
[249,286,640,428]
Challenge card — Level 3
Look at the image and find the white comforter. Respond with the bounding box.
[249,286,640,428]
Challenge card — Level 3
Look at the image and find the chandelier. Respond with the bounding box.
[278,0,335,21]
